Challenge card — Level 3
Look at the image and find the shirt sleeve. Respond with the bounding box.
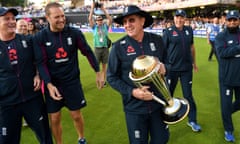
[33,31,52,84]
[76,29,100,72]
[106,42,133,101]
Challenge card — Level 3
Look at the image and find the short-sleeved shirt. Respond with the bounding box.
[92,23,109,48]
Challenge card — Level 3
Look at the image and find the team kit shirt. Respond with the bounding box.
[107,32,169,114]
[0,34,41,106]
[163,25,194,72]
[33,26,99,86]
[215,28,240,86]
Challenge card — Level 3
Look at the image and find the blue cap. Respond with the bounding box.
[0,7,18,16]
[226,10,239,20]
[175,9,186,17]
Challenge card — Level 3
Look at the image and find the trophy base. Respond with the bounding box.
[163,98,190,124]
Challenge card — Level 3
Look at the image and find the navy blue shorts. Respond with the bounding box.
[45,79,87,113]
[0,96,53,144]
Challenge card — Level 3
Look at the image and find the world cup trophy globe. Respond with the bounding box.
[129,55,190,124]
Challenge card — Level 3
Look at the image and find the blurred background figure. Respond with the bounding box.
[206,16,220,61]
[16,19,28,35]
[27,19,38,35]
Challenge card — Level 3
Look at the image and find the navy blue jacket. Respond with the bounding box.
[215,28,240,86]
[107,32,169,114]
[33,26,99,85]
[162,25,194,71]
[0,34,41,106]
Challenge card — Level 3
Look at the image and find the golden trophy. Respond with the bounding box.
[129,55,189,124]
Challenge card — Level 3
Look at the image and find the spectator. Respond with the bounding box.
[16,19,28,35]
[206,16,220,61]
[28,19,38,35]
[88,2,112,87]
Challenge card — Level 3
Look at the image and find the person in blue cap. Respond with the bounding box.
[0,7,53,143]
[215,10,240,142]
[162,9,202,132]
[107,5,169,144]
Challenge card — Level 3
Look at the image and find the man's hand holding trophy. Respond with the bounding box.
[129,55,190,124]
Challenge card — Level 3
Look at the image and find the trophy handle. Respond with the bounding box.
[152,95,167,106]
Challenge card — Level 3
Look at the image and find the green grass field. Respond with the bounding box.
[20,33,240,144]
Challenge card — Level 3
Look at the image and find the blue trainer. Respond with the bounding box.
[187,121,201,132]
[224,131,235,142]
[78,138,87,144]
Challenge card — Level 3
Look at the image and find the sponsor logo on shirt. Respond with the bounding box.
[172,31,178,36]
[8,49,18,65]
[55,47,69,63]
[127,45,136,56]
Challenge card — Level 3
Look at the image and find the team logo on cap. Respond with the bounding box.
[124,7,129,13]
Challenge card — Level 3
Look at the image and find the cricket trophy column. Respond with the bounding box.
[129,55,190,124]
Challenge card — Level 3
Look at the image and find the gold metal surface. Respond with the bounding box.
[131,55,157,78]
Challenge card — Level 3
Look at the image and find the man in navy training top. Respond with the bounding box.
[33,2,102,144]
[0,7,53,144]
[163,9,201,132]
[215,10,240,142]
[107,5,170,144]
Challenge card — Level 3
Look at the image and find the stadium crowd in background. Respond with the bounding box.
[12,0,230,33]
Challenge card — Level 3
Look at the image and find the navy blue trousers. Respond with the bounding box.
[125,110,169,144]
[219,83,240,132]
[166,70,197,123]
[0,96,53,144]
